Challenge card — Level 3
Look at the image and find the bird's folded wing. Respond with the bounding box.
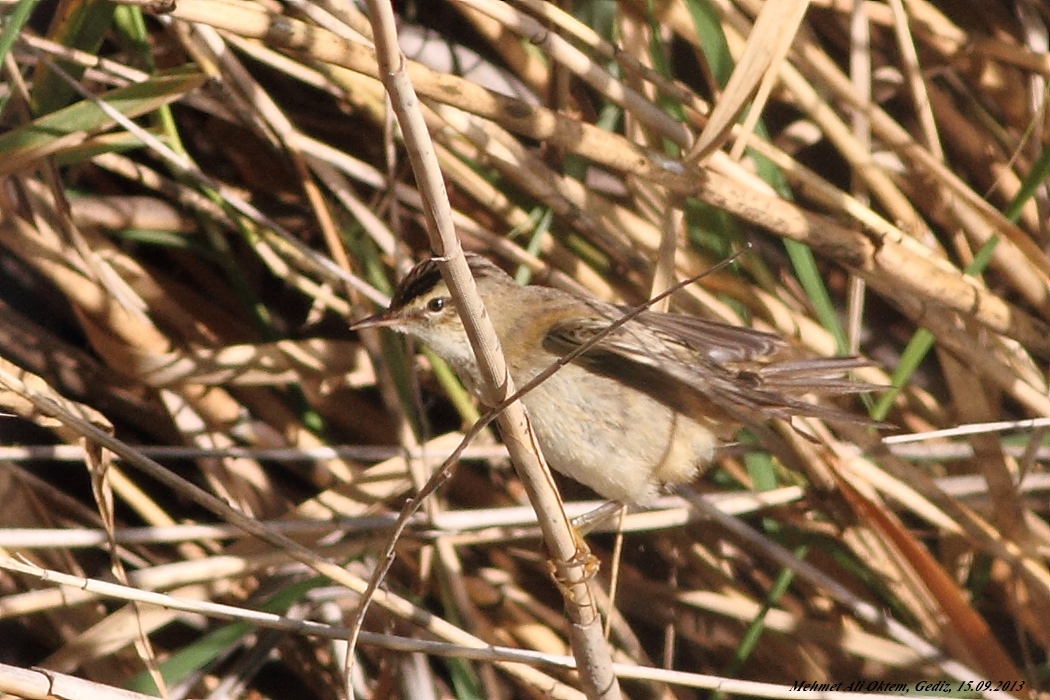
[544,312,880,426]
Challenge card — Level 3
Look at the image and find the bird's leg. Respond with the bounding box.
[570,499,627,535]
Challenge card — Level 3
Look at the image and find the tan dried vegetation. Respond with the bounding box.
[0,0,1047,698]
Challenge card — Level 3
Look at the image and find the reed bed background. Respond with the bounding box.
[0,0,1047,697]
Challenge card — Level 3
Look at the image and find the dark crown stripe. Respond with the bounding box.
[391,258,442,309]
[390,254,505,309]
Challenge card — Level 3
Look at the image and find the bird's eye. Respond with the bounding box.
[426,297,448,313]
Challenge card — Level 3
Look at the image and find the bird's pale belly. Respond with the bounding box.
[516,363,719,504]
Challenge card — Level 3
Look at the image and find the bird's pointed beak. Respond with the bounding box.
[350,309,401,332]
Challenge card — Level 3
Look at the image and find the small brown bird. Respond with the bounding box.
[353,254,875,505]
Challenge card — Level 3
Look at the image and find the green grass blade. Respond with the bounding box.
[0,66,204,175]
[30,0,116,115]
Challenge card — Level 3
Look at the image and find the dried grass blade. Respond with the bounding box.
[688,0,811,163]
[835,475,1024,684]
